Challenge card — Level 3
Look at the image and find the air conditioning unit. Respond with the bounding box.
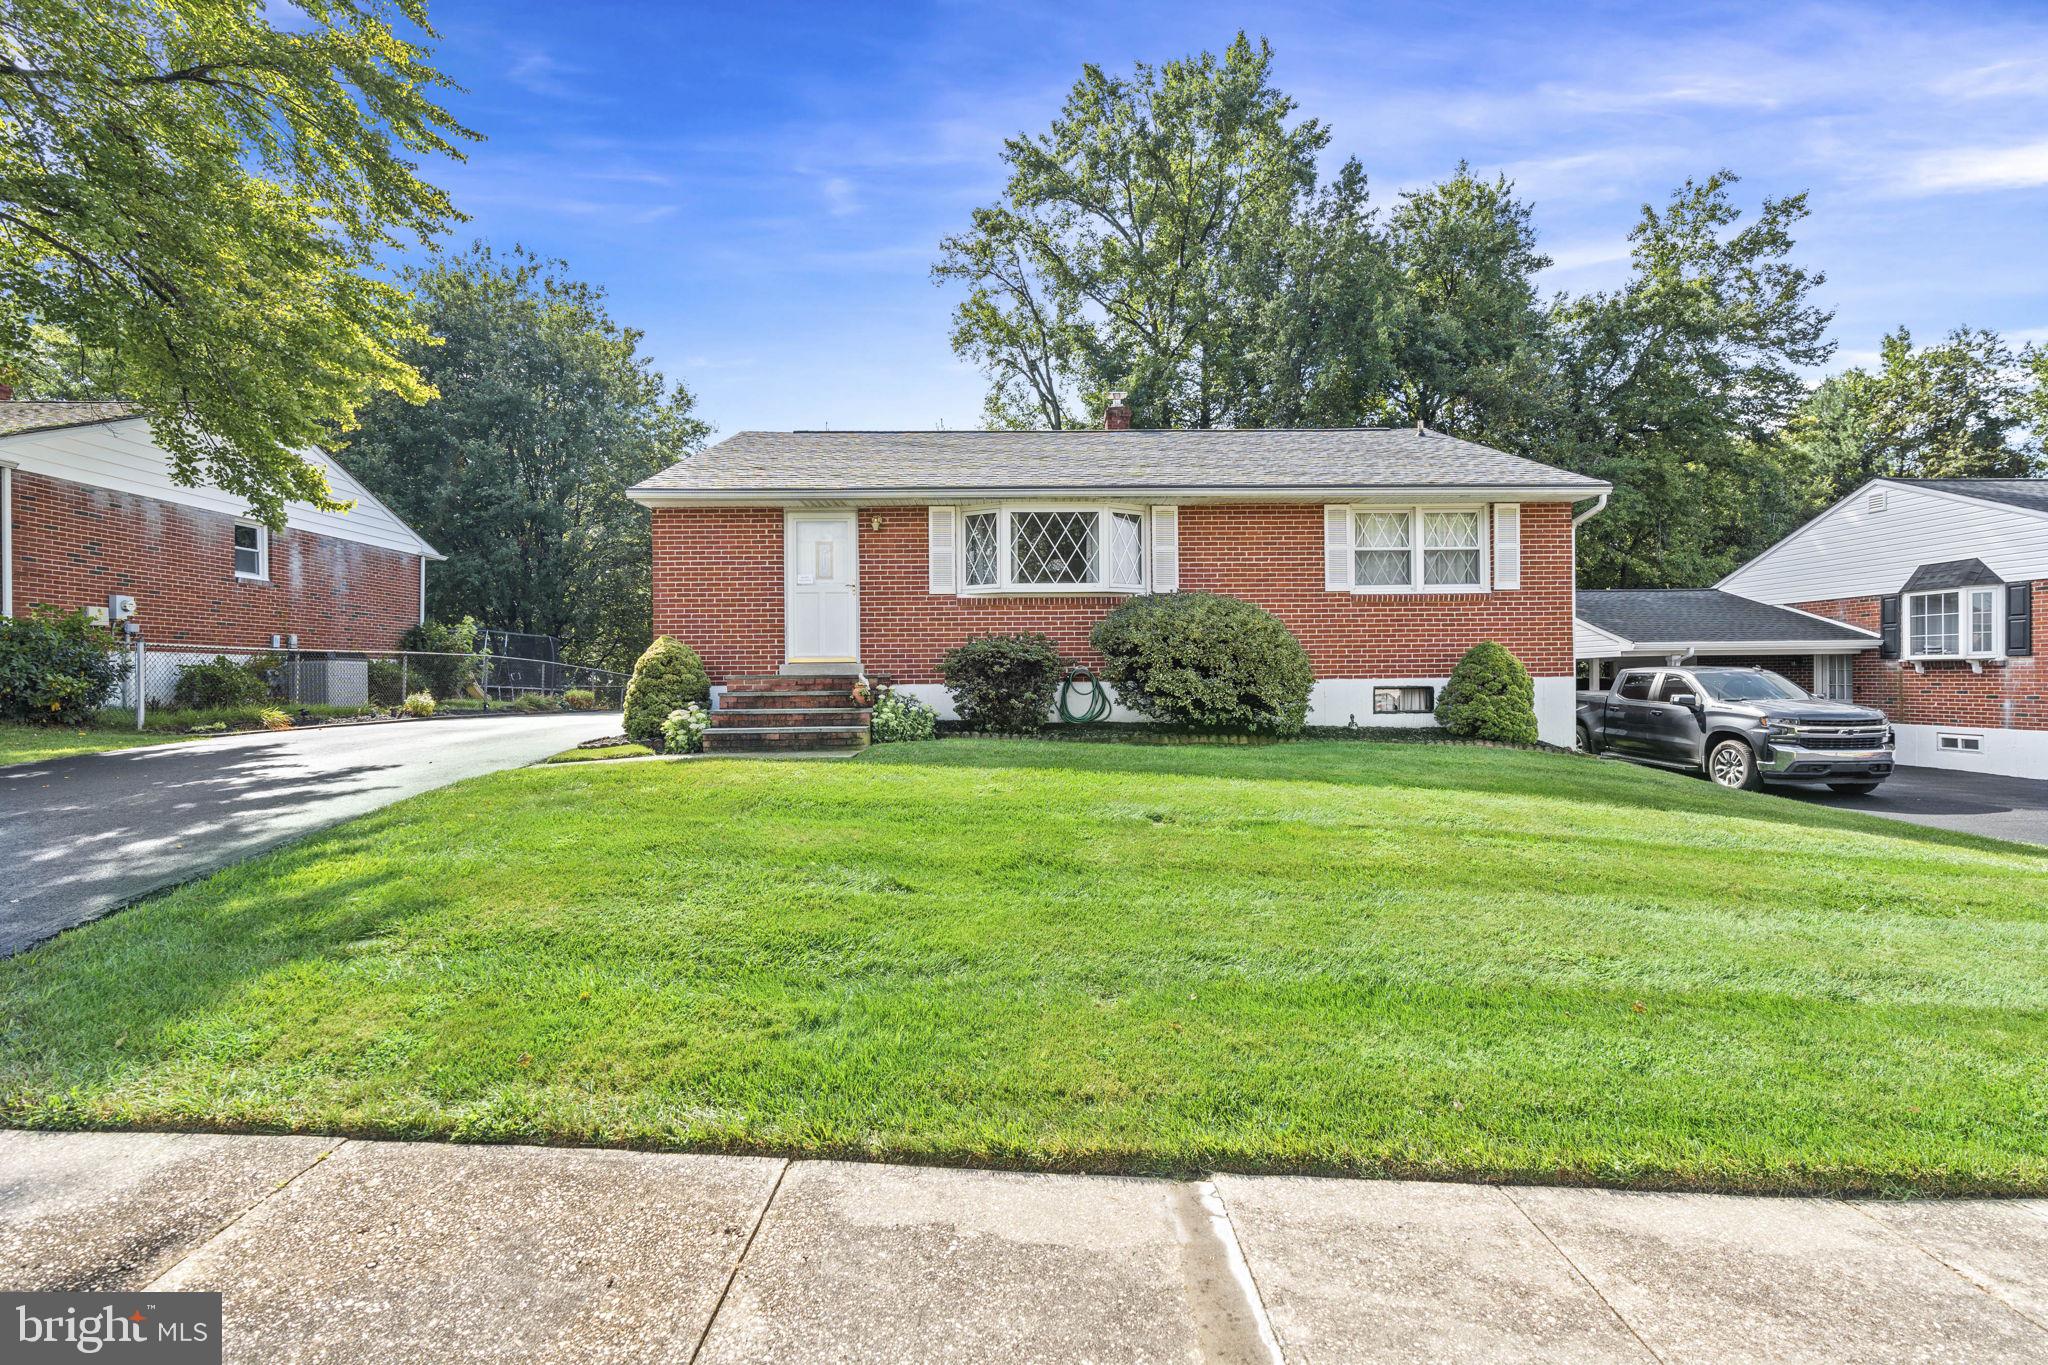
[282,657,369,706]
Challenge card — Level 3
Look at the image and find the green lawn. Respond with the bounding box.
[4,739,2045,1195]
[542,741,655,763]
[0,722,196,767]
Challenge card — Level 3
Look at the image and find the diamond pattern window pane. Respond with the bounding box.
[1422,510,1482,586]
[1109,511,1144,586]
[1011,510,1099,585]
[1353,510,1411,588]
[963,512,999,587]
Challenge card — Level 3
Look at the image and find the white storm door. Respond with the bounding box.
[785,511,859,661]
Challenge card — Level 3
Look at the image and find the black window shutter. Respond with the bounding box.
[1879,595,1901,659]
[2009,582,2033,657]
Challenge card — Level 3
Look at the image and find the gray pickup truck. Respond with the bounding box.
[1577,664,1895,793]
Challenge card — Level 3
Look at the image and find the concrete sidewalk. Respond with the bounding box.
[3,1132,2045,1363]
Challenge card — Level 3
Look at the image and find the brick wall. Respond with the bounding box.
[1794,590,2048,732]
[9,470,422,648]
[649,501,1576,683]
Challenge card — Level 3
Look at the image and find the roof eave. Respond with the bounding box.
[1574,634,1880,655]
[626,481,1610,507]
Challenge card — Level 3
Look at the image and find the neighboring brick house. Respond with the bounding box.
[627,403,1610,747]
[0,401,441,653]
[1706,479,2043,777]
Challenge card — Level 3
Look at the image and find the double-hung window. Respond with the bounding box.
[1907,587,2001,659]
[960,505,1146,593]
[233,522,268,580]
[1340,505,1489,593]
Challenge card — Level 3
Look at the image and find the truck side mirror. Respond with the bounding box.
[1669,692,1699,709]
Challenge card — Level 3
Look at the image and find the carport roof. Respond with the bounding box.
[1576,589,1879,657]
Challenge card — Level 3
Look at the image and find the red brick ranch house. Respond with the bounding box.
[0,400,441,659]
[627,413,1611,746]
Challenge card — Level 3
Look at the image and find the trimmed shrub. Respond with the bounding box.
[937,633,1067,732]
[662,703,709,754]
[398,617,480,698]
[0,608,125,725]
[870,688,938,742]
[403,691,437,718]
[1435,641,1540,745]
[171,656,271,710]
[367,660,405,706]
[624,636,711,747]
[1091,592,1313,735]
[510,693,560,712]
[562,688,598,710]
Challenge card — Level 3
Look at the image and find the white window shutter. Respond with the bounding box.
[1492,503,1521,590]
[1324,505,1353,591]
[927,505,957,594]
[1150,505,1179,592]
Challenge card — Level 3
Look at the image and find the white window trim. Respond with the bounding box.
[957,502,1148,596]
[1335,503,1491,595]
[1904,585,2002,661]
[233,520,269,582]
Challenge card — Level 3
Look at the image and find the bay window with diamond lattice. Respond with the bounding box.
[955,505,1148,593]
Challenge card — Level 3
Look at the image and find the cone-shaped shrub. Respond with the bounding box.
[1435,640,1540,745]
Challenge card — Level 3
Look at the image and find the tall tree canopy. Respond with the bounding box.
[338,246,706,670]
[1545,173,1834,586]
[0,0,472,525]
[1784,327,2045,511]
[933,34,1389,430]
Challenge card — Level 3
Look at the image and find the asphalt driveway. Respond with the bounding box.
[1791,765,2048,847]
[0,712,615,956]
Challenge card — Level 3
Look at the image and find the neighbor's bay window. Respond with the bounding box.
[960,505,1146,593]
[1907,586,2003,659]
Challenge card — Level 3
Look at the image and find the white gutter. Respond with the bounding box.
[1576,634,1879,656]
[627,481,1610,509]
[1572,491,1609,528]
[0,459,12,618]
[418,555,427,625]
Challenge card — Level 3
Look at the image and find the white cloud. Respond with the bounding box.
[1896,139,2048,194]
[820,176,860,217]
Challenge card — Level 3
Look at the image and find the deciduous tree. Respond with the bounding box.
[0,0,473,525]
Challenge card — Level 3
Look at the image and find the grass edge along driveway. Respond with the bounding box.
[3,738,2044,1197]
[0,722,198,767]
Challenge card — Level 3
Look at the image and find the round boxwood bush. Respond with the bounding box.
[937,632,1067,732]
[172,655,272,709]
[1090,592,1313,735]
[1435,640,1540,745]
[624,635,711,747]
[0,607,125,724]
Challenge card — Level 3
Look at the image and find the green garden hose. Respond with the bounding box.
[1059,667,1112,724]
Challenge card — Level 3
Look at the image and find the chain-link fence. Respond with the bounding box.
[114,638,627,730]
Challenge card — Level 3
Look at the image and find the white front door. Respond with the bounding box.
[785,511,859,662]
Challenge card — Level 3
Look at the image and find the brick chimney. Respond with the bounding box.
[1104,391,1131,430]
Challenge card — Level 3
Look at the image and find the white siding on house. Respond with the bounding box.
[1719,481,2048,605]
[0,416,440,559]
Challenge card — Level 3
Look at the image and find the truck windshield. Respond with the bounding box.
[1692,668,1808,702]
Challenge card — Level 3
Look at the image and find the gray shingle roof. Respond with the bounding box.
[1893,478,2048,515]
[629,428,1608,498]
[1901,558,2005,592]
[0,400,141,438]
[1576,589,1876,646]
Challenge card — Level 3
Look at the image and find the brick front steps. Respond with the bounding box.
[703,673,871,754]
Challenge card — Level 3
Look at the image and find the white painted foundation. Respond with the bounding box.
[891,675,1580,748]
[1891,722,2048,780]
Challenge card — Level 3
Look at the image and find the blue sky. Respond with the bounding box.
[416,0,2048,437]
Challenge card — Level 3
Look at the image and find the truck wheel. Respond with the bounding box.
[1707,738,1762,791]
[1828,781,1882,796]
[1576,723,1594,754]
